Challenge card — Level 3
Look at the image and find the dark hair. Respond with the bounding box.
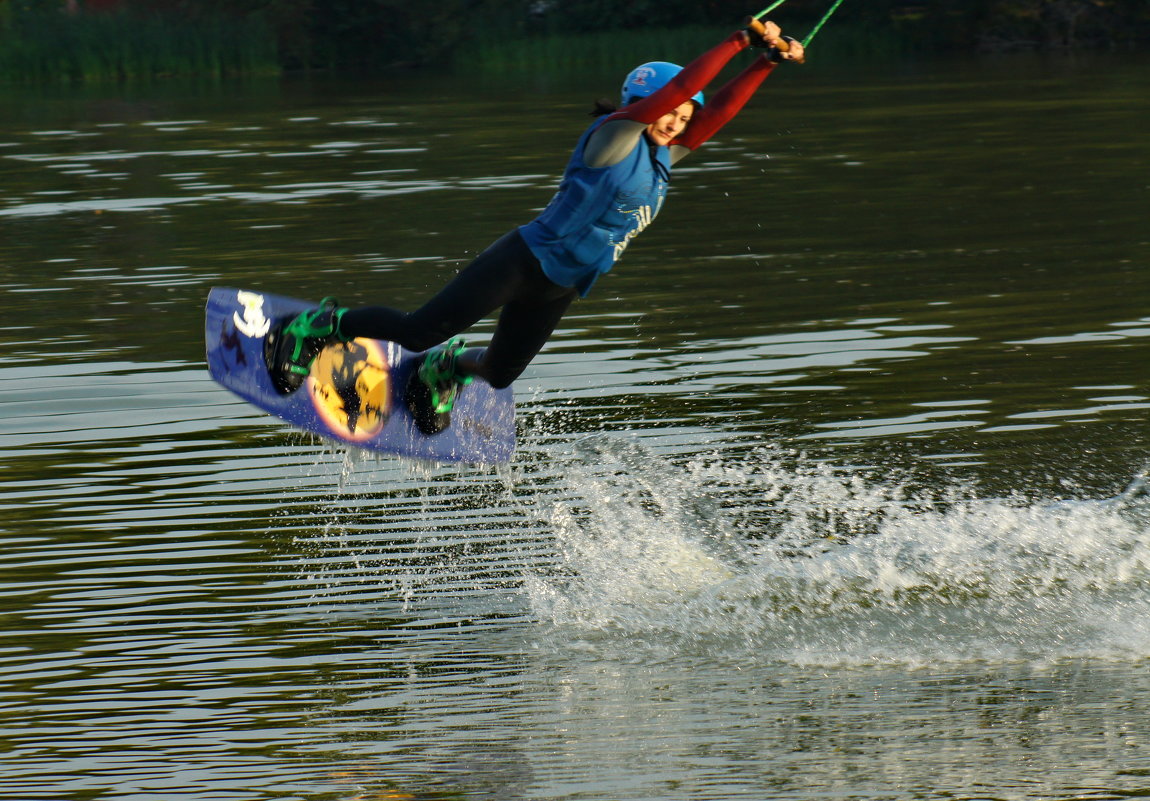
[590,97,618,117]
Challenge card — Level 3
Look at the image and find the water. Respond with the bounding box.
[2,53,1150,799]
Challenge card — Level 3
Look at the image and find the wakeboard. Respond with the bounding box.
[205,287,515,464]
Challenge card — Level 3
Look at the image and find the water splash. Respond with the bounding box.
[520,436,1150,664]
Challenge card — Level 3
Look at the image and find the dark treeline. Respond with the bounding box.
[523,0,1150,47]
[1,0,1148,79]
[183,0,1150,68]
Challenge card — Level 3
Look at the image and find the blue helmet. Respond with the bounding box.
[620,61,704,108]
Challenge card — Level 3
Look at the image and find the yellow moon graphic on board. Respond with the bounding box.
[307,339,391,441]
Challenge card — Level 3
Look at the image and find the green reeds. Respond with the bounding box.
[0,7,279,82]
[457,26,733,77]
[455,22,907,78]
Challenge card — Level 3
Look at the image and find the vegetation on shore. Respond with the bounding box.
[0,0,1146,82]
[0,2,277,80]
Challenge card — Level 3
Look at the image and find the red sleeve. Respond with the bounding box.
[673,58,777,151]
[607,31,749,126]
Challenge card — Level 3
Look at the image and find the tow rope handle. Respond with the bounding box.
[745,15,804,63]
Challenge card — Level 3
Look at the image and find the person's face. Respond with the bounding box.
[646,101,695,146]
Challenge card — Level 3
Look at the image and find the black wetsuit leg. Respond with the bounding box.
[339,229,577,388]
[471,275,575,388]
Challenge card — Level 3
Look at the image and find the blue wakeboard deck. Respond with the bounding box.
[205,287,515,464]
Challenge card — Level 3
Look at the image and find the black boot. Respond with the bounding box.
[404,338,472,435]
[265,297,348,394]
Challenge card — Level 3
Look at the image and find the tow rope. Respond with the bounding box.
[753,0,848,47]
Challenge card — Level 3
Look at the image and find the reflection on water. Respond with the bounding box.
[2,54,1150,799]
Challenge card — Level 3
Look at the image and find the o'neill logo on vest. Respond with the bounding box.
[613,203,658,262]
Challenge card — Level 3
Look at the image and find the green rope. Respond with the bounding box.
[802,0,847,47]
[753,0,788,19]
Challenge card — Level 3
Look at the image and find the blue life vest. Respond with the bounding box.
[519,119,671,297]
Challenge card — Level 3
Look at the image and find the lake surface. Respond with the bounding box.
[2,51,1150,799]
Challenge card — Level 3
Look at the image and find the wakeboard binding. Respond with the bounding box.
[265,297,347,395]
[404,338,472,436]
